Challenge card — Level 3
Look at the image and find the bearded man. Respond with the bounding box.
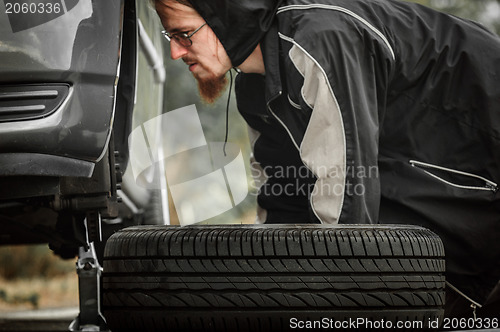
[154,0,500,317]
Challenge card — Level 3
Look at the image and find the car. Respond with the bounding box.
[0,0,168,329]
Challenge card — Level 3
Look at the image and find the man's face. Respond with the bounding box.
[155,0,232,103]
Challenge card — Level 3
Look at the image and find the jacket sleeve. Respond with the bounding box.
[279,14,395,224]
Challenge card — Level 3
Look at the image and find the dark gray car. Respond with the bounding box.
[0,0,167,329]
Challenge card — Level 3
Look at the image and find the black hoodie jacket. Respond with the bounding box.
[188,0,500,305]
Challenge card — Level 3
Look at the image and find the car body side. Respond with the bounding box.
[0,0,166,250]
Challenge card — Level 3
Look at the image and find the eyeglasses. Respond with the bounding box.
[161,23,207,47]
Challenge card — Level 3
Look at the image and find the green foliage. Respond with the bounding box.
[433,0,500,34]
[0,289,39,308]
[0,245,74,280]
[407,0,500,35]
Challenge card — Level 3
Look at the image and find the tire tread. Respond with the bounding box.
[103,225,445,331]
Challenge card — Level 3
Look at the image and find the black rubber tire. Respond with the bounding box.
[102,224,445,331]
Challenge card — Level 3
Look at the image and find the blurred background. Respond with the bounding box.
[1,0,499,314]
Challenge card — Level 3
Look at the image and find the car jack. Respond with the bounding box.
[69,242,108,332]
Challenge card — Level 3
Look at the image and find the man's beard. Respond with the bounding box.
[195,72,229,104]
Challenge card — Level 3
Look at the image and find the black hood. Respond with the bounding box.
[188,0,282,67]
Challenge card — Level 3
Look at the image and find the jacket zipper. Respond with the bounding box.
[410,160,498,193]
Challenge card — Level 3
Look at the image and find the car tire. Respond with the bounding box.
[102,224,445,331]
